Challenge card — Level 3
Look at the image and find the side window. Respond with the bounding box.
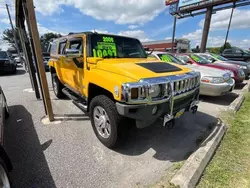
[58,40,67,55]
[69,38,83,54]
[177,55,189,63]
[223,49,232,54]
[50,42,57,54]
[235,49,242,54]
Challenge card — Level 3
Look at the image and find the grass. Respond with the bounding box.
[197,93,250,188]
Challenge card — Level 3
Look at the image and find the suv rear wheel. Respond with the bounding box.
[51,73,65,99]
[90,95,124,148]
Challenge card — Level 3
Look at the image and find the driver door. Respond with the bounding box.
[65,37,85,94]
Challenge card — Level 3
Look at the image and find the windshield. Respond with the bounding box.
[190,54,210,64]
[0,51,8,58]
[158,54,187,65]
[210,53,228,61]
[90,34,146,58]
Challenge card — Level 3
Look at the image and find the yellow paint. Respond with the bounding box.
[48,33,192,101]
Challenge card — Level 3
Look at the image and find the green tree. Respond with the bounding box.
[40,32,62,52]
[220,42,231,53]
[1,28,22,51]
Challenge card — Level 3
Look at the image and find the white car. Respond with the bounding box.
[150,51,235,96]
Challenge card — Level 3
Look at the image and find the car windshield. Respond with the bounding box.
[210,53,228,61]
[190,54,210,64]
[157,53,187,65]
[90,34,147,58]
[0,51,8,58]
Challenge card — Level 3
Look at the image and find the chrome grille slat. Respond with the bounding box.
[173,75,199,96]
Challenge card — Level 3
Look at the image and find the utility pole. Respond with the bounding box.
[6,4,21,59]
[200,7,213,53]
[171,17,177,53]
[223,4,235,50]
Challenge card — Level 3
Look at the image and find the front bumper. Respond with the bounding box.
[116,88,199,128]
[200,79,235,96]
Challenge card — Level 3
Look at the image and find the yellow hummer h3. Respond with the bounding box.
[48,32,200,148]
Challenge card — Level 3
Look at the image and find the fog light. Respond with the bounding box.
[152,106,158,115]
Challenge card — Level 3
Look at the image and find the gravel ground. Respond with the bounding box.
[0,67,243,188]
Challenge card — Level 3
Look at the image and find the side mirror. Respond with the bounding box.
[65,49,82,58]
[187,61,193,64]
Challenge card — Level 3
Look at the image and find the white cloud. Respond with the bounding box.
[165,37,172,40]
[128,25,139,29]
[91,29,109,34]
[199,9,250,31]
[118,30,152,42]
[33,0,166,25]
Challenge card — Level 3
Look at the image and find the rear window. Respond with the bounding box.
[223,49,232,54]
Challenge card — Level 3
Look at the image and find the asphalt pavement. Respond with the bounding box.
[0,66,242,188]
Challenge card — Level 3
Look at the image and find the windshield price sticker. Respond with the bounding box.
[161,55,172,62]
[191,55,200,62]
[93,42,117,58]
[102,37,114,43]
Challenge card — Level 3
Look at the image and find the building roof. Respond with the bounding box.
[142,38,190,45]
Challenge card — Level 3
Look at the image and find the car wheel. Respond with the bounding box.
[12,66,17,74]
[0,161,10,188]
[51,73,65,99]
[90,95,126,148]
[246,59,250,63]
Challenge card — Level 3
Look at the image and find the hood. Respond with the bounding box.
[206,61,239,71]
[95,58,192,81]
[225,60,248,66]
[186,64,227,77]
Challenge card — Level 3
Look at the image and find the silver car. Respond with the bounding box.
[150,51,235,96]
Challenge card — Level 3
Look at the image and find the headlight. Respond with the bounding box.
[149,85,161,98]
[239,65,247,70]
[225,70,234,77]
[201,76,224,84]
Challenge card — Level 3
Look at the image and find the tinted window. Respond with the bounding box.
[176,55,189,63]
[0,51,8,58]
[90,34,146,58]
[223,49,232,54]
[58,41,66,55]
[50,42,57,54]
[235,49,243,54]
[210,53,228,61]
[69,38,83,54]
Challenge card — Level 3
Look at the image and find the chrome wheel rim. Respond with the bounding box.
[93,106,111,139]
[0,164,10,188]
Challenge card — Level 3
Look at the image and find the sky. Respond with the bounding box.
[0,0,250,50]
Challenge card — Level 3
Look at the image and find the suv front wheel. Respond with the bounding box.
[51,73,65,99]
[90,95,123,148]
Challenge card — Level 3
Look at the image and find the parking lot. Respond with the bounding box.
[0,67,246,188]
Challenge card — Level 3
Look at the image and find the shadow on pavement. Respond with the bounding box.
[200,92,238,106]
[234,82,246,90]
[4,105,56,188]
[0,69,26,77]
[115,111,217,162]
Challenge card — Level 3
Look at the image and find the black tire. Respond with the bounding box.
[90,95,125,148]
[12,66,17,74]
[246,59,250,63]
[0,158,11,188]
[51,73,65,99]
[4,107,9,119]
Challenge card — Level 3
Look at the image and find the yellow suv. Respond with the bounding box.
[48,32,200,148]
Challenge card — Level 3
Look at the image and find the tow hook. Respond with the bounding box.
[191,105,198,114]
[163,114,175,129]
[190,100,199,114]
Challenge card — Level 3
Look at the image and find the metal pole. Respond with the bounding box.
[6,4,21,59]
[200,7,213,53]
[22,3,47,115]
[171,16,177,53]
[25,0,54,121]
[223,5,235,50]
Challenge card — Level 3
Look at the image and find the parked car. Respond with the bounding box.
[221,47,250,63]
[48,32,200,148]
[42,52,50,72]
[0,86,12,187]
[175,53,245,84]
[152,52,235,96]
[0,51,17,74]
[197,53,250,79]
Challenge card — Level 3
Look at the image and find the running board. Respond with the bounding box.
[62,88,88,113]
